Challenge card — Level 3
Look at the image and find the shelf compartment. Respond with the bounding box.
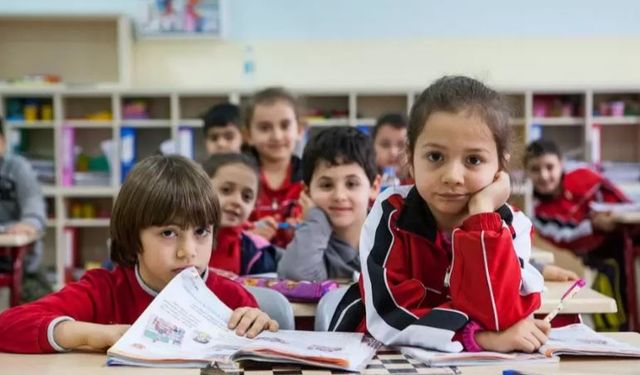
[302,95,350,126]
[9,127,55,185]
[179,94,229,121]
[64,95,112,122]
[121,95,171,120]
[356,94,407,120]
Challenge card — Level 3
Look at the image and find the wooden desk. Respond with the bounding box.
[461,332,640,374]
[1,333,639,374]
[531,246,555,264]
[0,232,41,247]
[538,281,617,314]
[614,211,640,225]
[292,282,618,318]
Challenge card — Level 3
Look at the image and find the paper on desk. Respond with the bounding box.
[400,347,556,367]
[589,201,640,214]
[107,267,378,371]
[540,323,640,357]
[402,323,640,366]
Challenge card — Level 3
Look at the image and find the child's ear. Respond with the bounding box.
[242,127,253,145]
[303,182,310,195]
[369,175,382,201]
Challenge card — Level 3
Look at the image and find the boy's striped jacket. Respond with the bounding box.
[533,167,629,254]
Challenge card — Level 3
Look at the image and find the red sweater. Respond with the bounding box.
[533,168,629,254]
[333,186,543,352]
[250,156,304,247]
[0,267,257,353]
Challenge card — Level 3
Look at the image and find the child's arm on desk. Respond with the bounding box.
[475,319,550,353]
[54,321,130,351]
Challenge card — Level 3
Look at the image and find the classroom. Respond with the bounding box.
[1,0,640,373]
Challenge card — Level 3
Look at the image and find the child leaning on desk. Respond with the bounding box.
[0,155,278,354]
[524,139,631,330]
[332,76,549,353]
[277,126,380,281]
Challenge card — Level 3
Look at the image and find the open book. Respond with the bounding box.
[401,323,640,367]
[106,267,378,371]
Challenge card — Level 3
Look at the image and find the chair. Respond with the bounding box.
[0,244,30,307]
[244,285,295,330]
[314,286,349,331]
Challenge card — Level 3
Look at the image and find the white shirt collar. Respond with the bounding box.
[135,265,210,297]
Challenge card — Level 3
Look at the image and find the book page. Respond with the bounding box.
[540,323,640,357]
[107,267,378,371]
[400,346,555,367]
[238,330,379,371]
[108,268,252,366]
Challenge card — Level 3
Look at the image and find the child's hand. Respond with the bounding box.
[475,319,550,353]
[542,264,579,281]
[85,324,131,350]
[228,307,279,338]
[6,222,38,236]
[54,321,130,351]
[299,191,316,219]
[250,217,278,240]
[468,171,511,215]
[591,211,617,232]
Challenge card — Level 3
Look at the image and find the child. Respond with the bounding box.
[372,113,408,173]
[203,153,280,275]
[0,118,50,301]
[524,139,630,328]
[332,76,547,354]
[278,127,379,281]
[244,87,305,247]
[0,155,278,354]
[202,103,243,155]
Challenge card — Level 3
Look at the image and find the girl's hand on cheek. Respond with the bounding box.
[468,171,511,215]
[299,191,316,219]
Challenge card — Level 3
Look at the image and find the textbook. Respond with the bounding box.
[106,267,378,371]
[401,323,640,367]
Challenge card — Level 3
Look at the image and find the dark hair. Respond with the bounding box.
[201,103,240,135]
[407,76,512,169]
[202,152,259,180]
[110,155,220,267]
[372,113,407,140]
[523,139,561,166]
[302,126,377,185]
[243,87,301,130]
[0,117,4,137]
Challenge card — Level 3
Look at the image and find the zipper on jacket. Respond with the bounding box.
[443,265,452,288]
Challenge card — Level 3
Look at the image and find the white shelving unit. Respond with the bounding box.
[2,86,640,288]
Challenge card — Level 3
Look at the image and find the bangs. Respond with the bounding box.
[136,163,219,230]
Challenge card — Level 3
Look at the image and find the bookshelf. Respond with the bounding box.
[1,87,638,288]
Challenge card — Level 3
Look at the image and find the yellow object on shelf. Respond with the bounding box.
[86,111,113,120]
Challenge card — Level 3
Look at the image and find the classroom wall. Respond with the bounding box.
[2,0,640,89]
[132,37,640,90]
